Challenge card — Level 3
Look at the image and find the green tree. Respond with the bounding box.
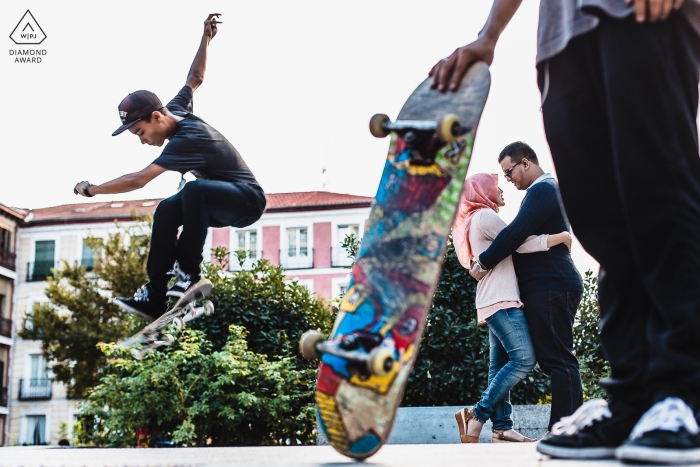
[77,326,317,447]
[573,271,609,401]
[18,217,152,397]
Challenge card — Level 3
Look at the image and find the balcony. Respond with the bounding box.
[0,317,11,338]
[0,386,7,407]
[19,379,52,400]
[227,250,262,271]
[279,249,314,270]
[26,261,57,282]
[331,247,355,268]
[0,249,16,271]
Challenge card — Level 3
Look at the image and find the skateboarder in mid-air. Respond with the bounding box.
[73,14,266,321]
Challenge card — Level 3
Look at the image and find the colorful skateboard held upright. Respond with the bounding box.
[300,63,490,459]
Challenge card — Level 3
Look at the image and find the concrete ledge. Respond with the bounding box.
[317,404,550,445]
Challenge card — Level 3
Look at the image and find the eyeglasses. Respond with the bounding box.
[503,160,524,180]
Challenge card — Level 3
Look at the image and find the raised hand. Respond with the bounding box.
[204,13,221,40]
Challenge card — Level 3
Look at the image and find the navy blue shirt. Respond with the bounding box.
[479,177,583,294]
[152,86,259,186]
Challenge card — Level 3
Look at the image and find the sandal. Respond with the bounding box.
[455,408,481,443]
[492,429,536,443]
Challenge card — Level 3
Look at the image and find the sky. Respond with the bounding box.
[0,0,599,274]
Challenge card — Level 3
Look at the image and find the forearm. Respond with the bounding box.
[186,36,210,90]
[90,173,146,195]
[479,0,524,43]
[547,233,566,249]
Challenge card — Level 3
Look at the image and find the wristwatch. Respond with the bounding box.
[475,261,487,273]
[83,183,94,198]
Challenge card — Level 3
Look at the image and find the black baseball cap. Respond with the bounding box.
[112,90,164,136]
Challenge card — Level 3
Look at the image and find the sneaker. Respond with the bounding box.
[166,264,198,299]
[113,285,166,321]
[616,397,700,465]
[536,399,638,459]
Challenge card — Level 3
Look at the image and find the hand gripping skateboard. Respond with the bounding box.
[118,280,215,360]
[300,63,490,459]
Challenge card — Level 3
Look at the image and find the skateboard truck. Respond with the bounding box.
[299,330,396,377]
[369,114,471,165]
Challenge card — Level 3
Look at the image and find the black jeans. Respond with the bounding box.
[539,13,700,414]
[146,179,266,299]
[521,289,583,430]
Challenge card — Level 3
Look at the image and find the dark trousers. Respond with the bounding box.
[521,290,583,430]
[146,179,266,299]
[539,13,700,415]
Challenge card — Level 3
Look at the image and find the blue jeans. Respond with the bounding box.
[472,307,536,430]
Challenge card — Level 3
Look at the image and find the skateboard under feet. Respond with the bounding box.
[118,280,215,360]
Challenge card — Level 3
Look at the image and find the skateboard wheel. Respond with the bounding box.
[204,300,214,316]
[172,317,185,330]
[369,114,390,138]
[163,334,175,346]
[131,348,146,360]
[437,113,461,143]
[299,330,325,360]
[368,347,395,377]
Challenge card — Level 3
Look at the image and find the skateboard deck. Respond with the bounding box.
[118,280,214,359]
[301,63,490,459]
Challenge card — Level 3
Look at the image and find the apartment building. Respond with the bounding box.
[0,203,25,446]
[8,190,371,445]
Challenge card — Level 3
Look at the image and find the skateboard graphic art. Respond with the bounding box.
[299,63,490,459]
[118,280,214,360]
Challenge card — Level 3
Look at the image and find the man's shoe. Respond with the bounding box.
[616,397,700,465]
[113,285,166,321]
[536,399,639,460]
[166,264,199,299]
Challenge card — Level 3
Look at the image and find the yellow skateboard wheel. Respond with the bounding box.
[300,330,325,360]
[369,114,390,138]
[437,113,461,143]
[368,347,395,377]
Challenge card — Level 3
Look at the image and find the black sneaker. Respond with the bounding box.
[113,285,167,321]
[616,397,700,465]
[166,264,199,299]
[537,399,639,460]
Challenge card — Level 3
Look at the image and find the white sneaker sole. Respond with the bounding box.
[536,441,616,459]
[616,445,700,464]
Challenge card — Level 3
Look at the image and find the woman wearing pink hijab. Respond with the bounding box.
[452,173,571,443]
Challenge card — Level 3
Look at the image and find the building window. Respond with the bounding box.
[237,230,258,259]
[287,228,308,257]
[230,230,259,271]
[24,415,47,445]
[30,354,49,382]
[81,240,96,271]
[338,224,359,244]
[281,228,313,269]
[0,228,11,252]
[332,224,360,267]
[30,240,55,281]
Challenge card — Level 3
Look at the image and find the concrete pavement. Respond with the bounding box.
[2,444,695,467]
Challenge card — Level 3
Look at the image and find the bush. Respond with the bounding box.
[77,326,317,447]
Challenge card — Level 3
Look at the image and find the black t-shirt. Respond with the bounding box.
[152,86,259,185]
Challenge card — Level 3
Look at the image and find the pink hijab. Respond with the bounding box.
[452,173,500,268]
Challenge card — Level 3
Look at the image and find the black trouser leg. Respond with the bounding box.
[147,194,183,299]
[521,290,583,430]
[541,13,700,412]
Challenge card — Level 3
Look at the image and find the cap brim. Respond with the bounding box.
[112,119,140,136]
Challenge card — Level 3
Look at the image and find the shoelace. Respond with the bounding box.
[133,285,149,302]
[551,399,612,436]
[167,264,191,289]
[630,397,700,440]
